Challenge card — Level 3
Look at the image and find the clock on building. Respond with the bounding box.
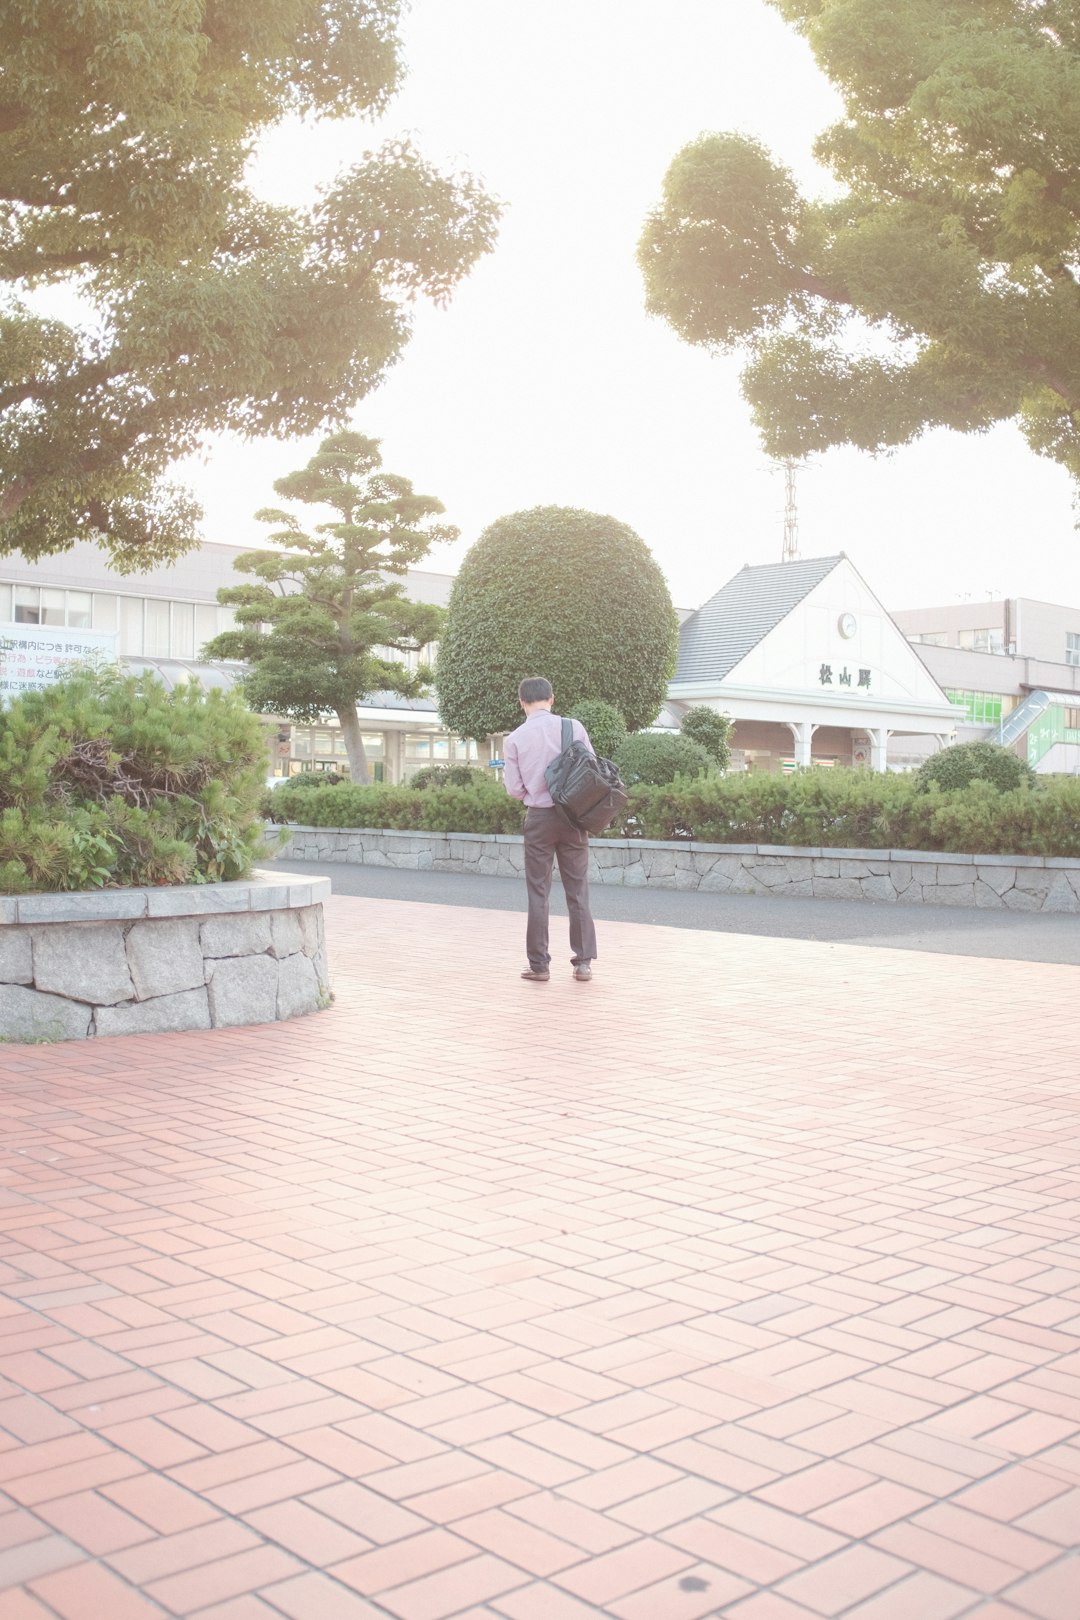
[838,612,857,639]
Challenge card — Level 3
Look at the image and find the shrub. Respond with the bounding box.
[265,776,525,835]
[916,741,1034,794]
[408,764,484,790]
[0,670,269,893]
[435,506,679,738]
[679,706,733,770]
[568,700,628,760]
[615,731,714,786]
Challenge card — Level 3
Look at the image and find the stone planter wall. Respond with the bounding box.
[0,872,331,1043]
[279,826,1080,914]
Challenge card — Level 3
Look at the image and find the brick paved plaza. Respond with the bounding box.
[0,894,1078,1619]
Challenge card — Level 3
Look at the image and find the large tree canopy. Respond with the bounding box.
[435,506,679,740]
[0,1,499,566]
[639,0,1080,483]
[203,431,452,784]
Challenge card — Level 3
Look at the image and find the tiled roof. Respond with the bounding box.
[675,555,843,683]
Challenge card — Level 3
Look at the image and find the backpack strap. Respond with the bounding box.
[561,717,572,750]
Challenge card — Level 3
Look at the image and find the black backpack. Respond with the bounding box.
[544,717,628,835]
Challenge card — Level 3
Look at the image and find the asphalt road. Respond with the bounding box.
[265,857,1080,965]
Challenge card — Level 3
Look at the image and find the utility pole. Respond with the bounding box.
[781,459,799,563]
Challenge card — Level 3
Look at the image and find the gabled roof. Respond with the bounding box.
[675,555,844,683]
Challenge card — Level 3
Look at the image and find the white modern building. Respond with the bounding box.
[658,555,958,773]
[5,538,1080,775]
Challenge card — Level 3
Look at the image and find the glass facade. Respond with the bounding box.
[2,585,236,659]
[946,690,1004,726]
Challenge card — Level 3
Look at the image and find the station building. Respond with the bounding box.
[3,539,1079,776]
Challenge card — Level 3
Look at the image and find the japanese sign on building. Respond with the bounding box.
[0,624,118,703]
[819,664,872,689]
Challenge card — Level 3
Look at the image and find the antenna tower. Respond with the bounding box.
[782,459,799,563]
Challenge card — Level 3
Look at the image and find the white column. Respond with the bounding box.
[785,720,818,768]
[867,726,892,772]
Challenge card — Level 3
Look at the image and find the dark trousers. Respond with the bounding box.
[523,806,597,970]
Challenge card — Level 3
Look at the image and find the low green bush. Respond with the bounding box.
[0,669,269,893]
[266,775,525,834]
[408,764,484,790]
[615,731,714,786]
[265,764,1080,859]
[916,740,1034,793]
[568,700,627,761]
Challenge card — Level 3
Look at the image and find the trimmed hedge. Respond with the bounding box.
[267,768,1080,858]
[267,776,525,835]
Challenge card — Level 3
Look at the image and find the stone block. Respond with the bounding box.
[923,883,976,907]
[973,880,1007,908]
[811,877,864,902]
[16,889,148,924]
[934,864,974,885]
[0,897,15,924]
[837,861,873,880]
[96,988,211,1037]
[32,923,134,1005]
[730,869,770,896]
[126,919,204,1000]
[890,862,914,892]
[595,866,625,885]
[895,881,927,905]
[298,905,323,958]
[387,851,420,869]
[785,879,814,899]
[146,883,250,917]
[642,850,676,878]
[859,876,897,903]
[0,985,92,1043]
[749,864,791,889]
[201,912,272,958]
[478,856,499,875]
[1012,869,1054,896]
[270,910,305,958]
[0,929,33,985]
[813,859,840,879]
[1002,886,1043,912]
[277,952,322,1019]
[206,955,280,1028]
[699,868,734,892]
[673,866,702,891]
[1042,873,1079,913]
[622,862,648,887]
[975,865,1016,896]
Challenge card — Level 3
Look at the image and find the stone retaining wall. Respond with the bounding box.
[0,873,331,1042]
[280,826,1080,913]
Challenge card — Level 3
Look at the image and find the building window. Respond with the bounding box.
[1065,708,1080,732]
[9,585,96,628]
[1067,632,1080,667]
[946,690,1003,726]
[92,594,118,633]
[957,627,1004,654]
[909,631,948,646]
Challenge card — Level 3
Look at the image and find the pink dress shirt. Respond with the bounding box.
[503,711,593,807]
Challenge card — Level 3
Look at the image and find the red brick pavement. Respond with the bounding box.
[0,893,1078,1619]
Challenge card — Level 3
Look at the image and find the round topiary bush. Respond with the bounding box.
[679,705,733,770]
[0,669,269,893]
[615,731,714,786]
[568,700,628,760]
[434,506,679,739]
[915,741,1034,794]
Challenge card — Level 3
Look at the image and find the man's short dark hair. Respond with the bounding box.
[518,677,553,704]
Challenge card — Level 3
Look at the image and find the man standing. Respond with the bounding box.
[502,678,597,982]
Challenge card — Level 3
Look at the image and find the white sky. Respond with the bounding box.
[174,0,1080,615]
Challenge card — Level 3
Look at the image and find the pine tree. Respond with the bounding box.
[203,432,454,783]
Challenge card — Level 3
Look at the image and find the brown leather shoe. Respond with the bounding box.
[573,963,593,981]
[521,968,550,981]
